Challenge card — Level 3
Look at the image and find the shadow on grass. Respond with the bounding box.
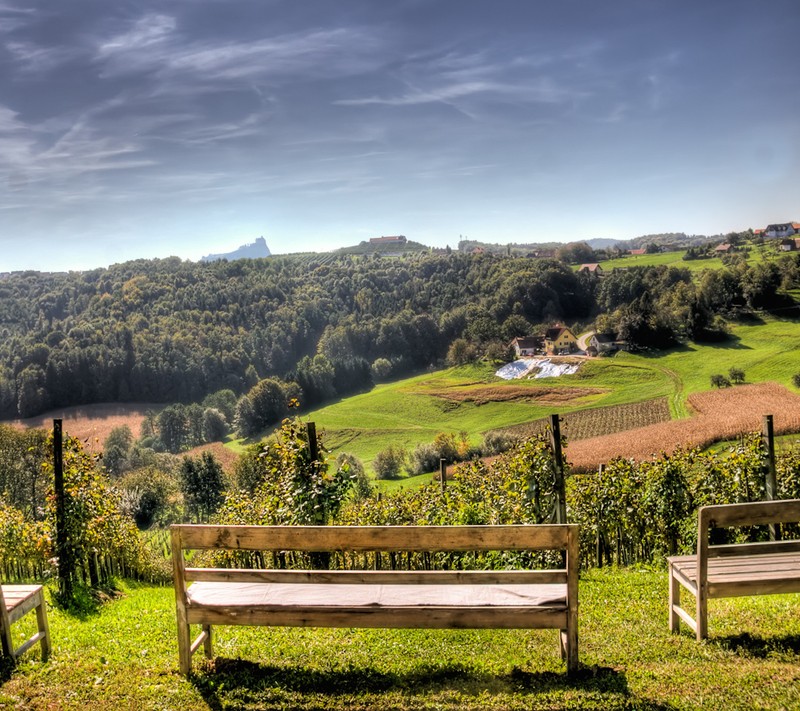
[715,632,800,658]
[190,658,678,710]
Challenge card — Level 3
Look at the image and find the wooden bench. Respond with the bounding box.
[171,524,579,675]
[0,584,51,662]
[668,498,800,640]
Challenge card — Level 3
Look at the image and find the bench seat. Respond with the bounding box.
[668,499,800,640]
[668,551,800,598]
[186,581,568,627]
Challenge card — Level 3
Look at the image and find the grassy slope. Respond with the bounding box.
[2,571,798,710]
[587,245,774,273]
[270,316,800,469]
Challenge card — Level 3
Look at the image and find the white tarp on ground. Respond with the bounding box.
[495,358,580,380]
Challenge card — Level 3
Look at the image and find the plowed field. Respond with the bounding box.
[566,382,800,471]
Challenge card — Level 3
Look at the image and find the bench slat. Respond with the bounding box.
[185,568,568,585]
[174,524,573,552]
[700,499,800,529]
[187,606,569,630]
[707,540,800,558]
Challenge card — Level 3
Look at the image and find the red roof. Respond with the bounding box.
[629,248,646,255]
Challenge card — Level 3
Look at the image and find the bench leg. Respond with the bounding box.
[35,594,51,661]
[668,563,680,633]
[177,620,192,676]
[560,626,578,675]
[696,586,708,641]
[202,625,213,659]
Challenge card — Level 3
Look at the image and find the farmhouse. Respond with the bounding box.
[579,263,603,275]
[544,325,577,355]
[629,248,646,256]
[779,238,800,252]
[764,223,799,239]
[589,333,616,354]
[714,243,733,254]
[510,336,544,357]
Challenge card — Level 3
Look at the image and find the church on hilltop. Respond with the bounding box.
[201,236,271,262]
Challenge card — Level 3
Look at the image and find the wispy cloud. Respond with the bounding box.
[95,15,378,85]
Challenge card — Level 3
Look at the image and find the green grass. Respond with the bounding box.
[2,570,798,710]
[587,245,777,273]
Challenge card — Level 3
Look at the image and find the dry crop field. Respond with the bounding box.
[432,383,605,406]
[566,382,800,471]
[9,403,159,448]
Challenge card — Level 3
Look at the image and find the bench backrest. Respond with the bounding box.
[171,524,579,592]
[697,498,800,570]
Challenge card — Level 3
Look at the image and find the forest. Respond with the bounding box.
[0,249,797,430]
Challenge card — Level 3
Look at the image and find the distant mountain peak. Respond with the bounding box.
[201,236,271,262]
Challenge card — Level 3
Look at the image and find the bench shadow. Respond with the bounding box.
[714,632,800,658]
[189,658,678,710]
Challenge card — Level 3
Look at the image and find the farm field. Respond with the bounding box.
[298,316,800,472]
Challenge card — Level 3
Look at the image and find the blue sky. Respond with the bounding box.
[1,0,798,272]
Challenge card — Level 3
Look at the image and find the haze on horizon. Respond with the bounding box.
[1,0,798,273]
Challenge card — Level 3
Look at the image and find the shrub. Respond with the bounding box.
[373,446,407,479]
[793,373,800,389]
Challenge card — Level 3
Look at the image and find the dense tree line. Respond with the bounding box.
[0,250,797,421]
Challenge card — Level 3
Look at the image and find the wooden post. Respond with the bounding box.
[596,464,605,568]
[53,419,71,602]
[762,415,778,541]
[549,414,567,524]
[439,459,447,493]
[306,421,319,464]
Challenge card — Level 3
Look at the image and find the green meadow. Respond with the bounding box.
[585,245,775,273]
[2,570,798,710]
[274,316,800,471]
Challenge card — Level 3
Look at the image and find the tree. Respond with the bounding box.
[103,425,133,477]
[370,357,393,381]
[711,374,731,388]
[202,407,228,442]
[446,338,476,366]
[793,373,800,389]
[180,452,225,523]
[728,367,745,385]
[158,405,189,453]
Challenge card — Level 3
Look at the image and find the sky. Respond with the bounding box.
[1,0,798,272]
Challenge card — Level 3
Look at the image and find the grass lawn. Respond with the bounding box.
[1,569,798,710]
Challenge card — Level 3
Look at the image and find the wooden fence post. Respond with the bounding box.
[53,419,72,602]
[762,415,778,541]
[439,459,447,494]
[549,414,567,524]
[596,463,605,568]
[306,421,319,464]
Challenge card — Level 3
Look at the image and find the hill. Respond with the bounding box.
[201,236,271,261]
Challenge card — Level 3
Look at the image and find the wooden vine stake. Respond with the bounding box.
[549,414,567,525]
[762,414,778,541]
[53,419,72,602]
